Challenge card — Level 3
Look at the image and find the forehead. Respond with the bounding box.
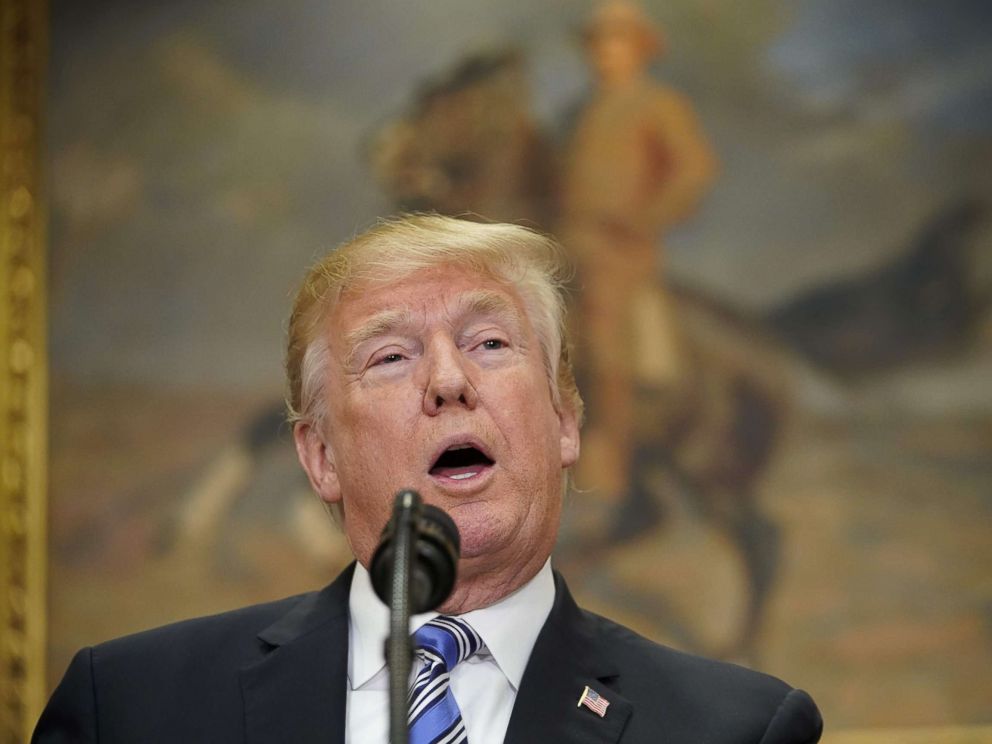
[588,25,645,46]
[329,264,530,336]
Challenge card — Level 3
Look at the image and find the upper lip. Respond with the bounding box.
[427,433,495,472]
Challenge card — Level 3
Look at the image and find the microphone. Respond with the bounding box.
[370,490,460,614]
[371,491,460,744]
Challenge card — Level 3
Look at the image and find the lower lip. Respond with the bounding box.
[428,464,495,492]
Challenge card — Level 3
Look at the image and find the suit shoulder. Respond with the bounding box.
[91,592,313,667]
[589,607,787,687]
[580,609,816,740]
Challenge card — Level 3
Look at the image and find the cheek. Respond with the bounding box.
[337,388,409,454]
[503,404,565,486]
[334,396,422,497]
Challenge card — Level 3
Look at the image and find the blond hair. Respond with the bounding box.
[286,213,583,433]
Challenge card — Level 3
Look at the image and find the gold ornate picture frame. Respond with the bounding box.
[5,2,992,742]
[1,0,48,740]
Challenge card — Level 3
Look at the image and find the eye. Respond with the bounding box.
[481,338,506,350]
[373,352,406,366]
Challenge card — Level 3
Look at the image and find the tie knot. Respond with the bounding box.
[413,616,483,670]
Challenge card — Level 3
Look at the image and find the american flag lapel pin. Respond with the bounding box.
[577,685,610,718]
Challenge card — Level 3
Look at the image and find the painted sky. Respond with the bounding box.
[48,0,991,390]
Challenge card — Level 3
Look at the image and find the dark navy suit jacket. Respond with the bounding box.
[34,565,822,743]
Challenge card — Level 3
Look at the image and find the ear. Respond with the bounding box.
[294,421,342,506]
[558,404,580,469]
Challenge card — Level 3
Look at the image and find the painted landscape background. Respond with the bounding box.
[47,0,991,731]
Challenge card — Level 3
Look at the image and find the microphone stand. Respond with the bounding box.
[386,490,419,744]
[374,490,458,743]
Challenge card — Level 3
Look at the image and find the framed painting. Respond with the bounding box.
[2,1,990,739]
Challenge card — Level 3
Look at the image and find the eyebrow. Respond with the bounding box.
[455,289,519,323]
[342,308,415,367]
[341,288,523,367]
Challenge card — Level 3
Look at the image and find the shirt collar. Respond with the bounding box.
[348,559,555,691]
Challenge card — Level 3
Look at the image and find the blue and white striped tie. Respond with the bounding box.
[408,616,483,744]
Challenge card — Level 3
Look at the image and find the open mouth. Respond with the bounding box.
[429,444,495,481]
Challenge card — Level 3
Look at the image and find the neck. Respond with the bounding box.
[597,70,644,93]
[437,552,548,614]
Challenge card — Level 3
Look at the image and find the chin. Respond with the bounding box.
[448,506,514,560]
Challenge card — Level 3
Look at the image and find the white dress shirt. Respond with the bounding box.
[345,559,555,744]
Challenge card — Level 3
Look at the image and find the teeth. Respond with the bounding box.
[450,472,477,480]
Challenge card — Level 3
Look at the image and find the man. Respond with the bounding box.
[562,0,717,511]
[35,215,821,743]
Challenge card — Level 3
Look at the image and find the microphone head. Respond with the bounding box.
[412,504,460,611]
[370,496,461,614]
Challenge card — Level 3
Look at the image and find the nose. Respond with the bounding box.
[422,335,478,415]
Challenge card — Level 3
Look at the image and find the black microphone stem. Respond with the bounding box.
[373,490,459,742]
[388,490,418,744]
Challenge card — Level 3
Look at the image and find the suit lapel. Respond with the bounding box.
[505,571,633,744]
[240,564,355,744]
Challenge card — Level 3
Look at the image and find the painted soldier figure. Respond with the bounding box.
[562,0,718,506]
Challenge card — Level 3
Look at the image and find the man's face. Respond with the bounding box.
[297,264,579,594]
[587,28,647,87]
